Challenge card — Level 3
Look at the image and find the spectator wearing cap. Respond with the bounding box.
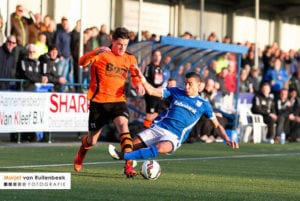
[0,35,17,90]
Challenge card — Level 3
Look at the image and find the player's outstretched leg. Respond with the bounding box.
[109,144,124,159]
[119,132,137,178]
[74,135,92,172]
[109,144,159,160]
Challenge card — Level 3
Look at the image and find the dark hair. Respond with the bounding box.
[151,49,161,56]
[112,27,130,40]
[185,72,201,82]
[48,45,58,52]
[260,82,271,89]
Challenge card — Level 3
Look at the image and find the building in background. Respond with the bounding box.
[1,0,300,54]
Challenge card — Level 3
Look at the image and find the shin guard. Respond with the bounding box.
[119,132,133,153]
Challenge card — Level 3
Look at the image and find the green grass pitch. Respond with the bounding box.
[0,142,299,201]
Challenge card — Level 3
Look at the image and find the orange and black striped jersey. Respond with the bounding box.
[80,50,141,103]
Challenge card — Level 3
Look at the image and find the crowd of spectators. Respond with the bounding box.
[0,5,113,92]
[1,4,300,143]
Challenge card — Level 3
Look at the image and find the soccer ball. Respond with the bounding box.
[140,160,161,180]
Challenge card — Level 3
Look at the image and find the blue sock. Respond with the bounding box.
[124,146,159,160]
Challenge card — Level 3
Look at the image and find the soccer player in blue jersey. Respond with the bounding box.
[109,65,239,161]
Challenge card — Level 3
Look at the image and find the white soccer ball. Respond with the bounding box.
[140,160,161,180]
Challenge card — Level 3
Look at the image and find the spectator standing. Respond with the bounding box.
[223,62,236,93]
[43,19,56,47]
[15,44,47,91]
[54,17,72,91]
[217,67,230,95]
[160,55,174,87]
[251,82,277,143]
[264,57,289,98]
[10,5,35,69]
[207,32,218,42]
[10,5,34,47]
[128,31,137,45]
[239,68,254,93]
[87,26,99,51]
[283,49,298,76]
[261,45,274,80]
[222,35,231,44]
[35,32,48,59]
[289,65,300,97]
[171,65,185,88]
[143,49,165,128]
[141,30,151,41]
[0,36,17,90]
[28,13,41,44]
[206,60,218,81]
[242,50,255,68]
[183,62,192,73]
[40,15,51,33]
[0,15,4,44]
[215,53,229,74]
[161,55,175,72]
[70,19,81,91]
[97,24,111,47]
[247,68,261,93]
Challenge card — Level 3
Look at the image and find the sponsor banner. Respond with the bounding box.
[0,92,89,132]
[0,172,71,189]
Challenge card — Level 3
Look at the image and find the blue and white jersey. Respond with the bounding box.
[154,87,215,143]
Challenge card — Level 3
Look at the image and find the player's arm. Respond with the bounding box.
[129,65,145,96]
[141,77,163,98]
[211,118,239,149]
[130,65,162,98]
[78,46,111,66]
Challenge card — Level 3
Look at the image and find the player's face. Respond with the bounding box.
[111,38,129,56]
[185,77,200,96]
[50,49,58,59]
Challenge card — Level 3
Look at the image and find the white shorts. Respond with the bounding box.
[137,125,181,153]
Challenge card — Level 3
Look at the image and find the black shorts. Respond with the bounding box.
[88,101,129,131]
[144,94,165,114]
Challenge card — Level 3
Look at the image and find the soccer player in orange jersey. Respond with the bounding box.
[74,27,145,177]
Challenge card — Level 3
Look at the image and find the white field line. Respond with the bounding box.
[0,152,300,169]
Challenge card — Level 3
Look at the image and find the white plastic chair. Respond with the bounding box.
[238,108,253,143]
[251,114,268,143]
[238,108,267,143]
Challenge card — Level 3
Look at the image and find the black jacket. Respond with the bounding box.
[16,55,42,91]
[251,93,275,115]
[39,53,61,89]
[0,44,16,90]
